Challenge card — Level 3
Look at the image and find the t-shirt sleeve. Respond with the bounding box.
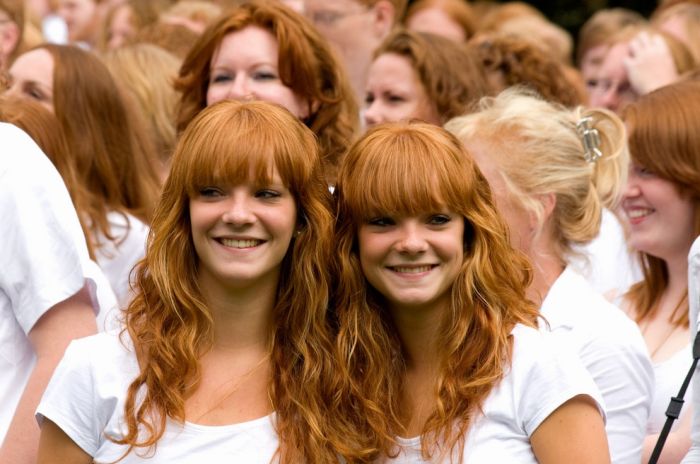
[36,338,103,456]
[0,126,88,333]
[513,327,605,437]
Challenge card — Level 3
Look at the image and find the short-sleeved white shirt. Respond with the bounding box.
[540,267,654,463]
[0,123,92,442]
[682,236,700,463]
[37,331,280,463]
[386,324,604,463]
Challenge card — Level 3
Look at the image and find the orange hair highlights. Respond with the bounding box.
[333,122,539,460]
[622,80,700,328]
[175,0,358,183]
[118,100,360,463]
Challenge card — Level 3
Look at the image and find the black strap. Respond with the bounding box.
[648,329,700,464]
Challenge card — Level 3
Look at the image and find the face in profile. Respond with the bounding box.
[364,53,440,127]
[466,138,535,254]
[358,209,464,314]
[206,25,310,119]
[189,167,298,292]
[6,48,55,113]
[621,162,696,261]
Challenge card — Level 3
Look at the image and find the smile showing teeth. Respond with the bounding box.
[219,238,262,249]
[627,208,653,219]
[390,265,433,274]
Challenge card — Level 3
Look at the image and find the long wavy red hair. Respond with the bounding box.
[333,122,539,461]
[117,101,356,463]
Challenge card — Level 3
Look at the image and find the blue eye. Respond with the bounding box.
[428,214,451,225]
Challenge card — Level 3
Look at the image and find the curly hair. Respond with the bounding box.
[115,100,357,462]
[445,87,629,265]
[622,80,700,328]
[373,29,490,123]
[333,122,539,461]
[471,34,584,107]
[175,0,358,184]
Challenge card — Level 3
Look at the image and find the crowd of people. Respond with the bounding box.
[1,0,700,463]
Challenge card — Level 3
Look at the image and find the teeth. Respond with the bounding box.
[628,209,653,219]
[392,266,432,274]
[220,238,261,248]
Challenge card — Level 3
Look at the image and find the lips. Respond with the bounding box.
[217,238,264,249]
[387,264,437,274]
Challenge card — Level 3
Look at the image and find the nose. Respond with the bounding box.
[598,87,619,112]
[395,221,428,255]
[225,74,252,102]
[221,194,255,226]
[622,171,641,200]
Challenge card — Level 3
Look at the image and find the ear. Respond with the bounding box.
[369,0,395,40]
[533,192,557,228]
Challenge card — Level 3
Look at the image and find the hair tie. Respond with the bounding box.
[577,116,602,163]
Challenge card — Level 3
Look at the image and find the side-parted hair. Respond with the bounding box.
[622,80,700,328]
[333,121,539,460]
[0,95,95,258]
[445,87,629,265]
[374,29,490,122]
[175,0,358,183]
[38,44,161,237]
[117,100,357,463]
[404,0,476,41]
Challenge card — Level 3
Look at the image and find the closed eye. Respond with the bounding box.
[198,186,224,198]
[255,189,281,199]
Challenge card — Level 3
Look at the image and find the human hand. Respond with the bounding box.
[623,31,679,95]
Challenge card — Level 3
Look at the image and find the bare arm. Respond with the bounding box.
[0,284,96,464]
[531,394,611,464]
[37,419,92,464]
[643,406,692,464]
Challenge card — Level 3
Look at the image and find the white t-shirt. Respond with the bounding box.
[386,324,604,463]
[648,343,693,434]
[37,332,280,463]
[540,266,653,463]
[682,236,700,463]
[93,211,149,310]
[572,209,642,295]
[0,123,96,442]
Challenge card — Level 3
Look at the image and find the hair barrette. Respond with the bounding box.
[576,116,602,163]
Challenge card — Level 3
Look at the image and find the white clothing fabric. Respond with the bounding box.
[37,331,280,463]
[648,343,693,434]
[93,211,149,310]
[540,267,653,463]
[682,236,700,463]
[83,259,119,332]
[386,324,604,463]
[572,209,642,295]
[0,123,98,443]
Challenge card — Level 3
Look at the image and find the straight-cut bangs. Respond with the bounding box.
[338,122,481,222]
[173,100,319,202]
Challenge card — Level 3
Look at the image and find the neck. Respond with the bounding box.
[198,272,278,352]
[389,301,444,371]
[525,235,565,306]
[659,251,690,315]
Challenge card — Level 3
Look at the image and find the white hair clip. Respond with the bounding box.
[577,116,602,163]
